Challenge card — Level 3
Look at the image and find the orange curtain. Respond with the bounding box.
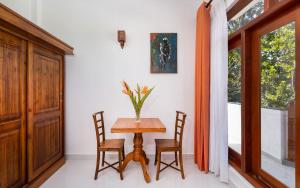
[194,3,210,173]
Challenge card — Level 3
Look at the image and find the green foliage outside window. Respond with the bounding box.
[228,49,241,103]
[260,23,295,110]
[228,22,295,110]
[228,0,296,110]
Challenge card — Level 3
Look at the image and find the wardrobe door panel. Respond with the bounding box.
[0,125,21,188]
[0,30,26,188]
[33,117,60,170]
[27,43,63,181]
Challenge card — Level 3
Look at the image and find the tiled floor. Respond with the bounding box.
[41,156,232,188]
[229,143,295,188]
[262,155,295,188]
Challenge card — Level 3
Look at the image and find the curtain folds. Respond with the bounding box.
[194,3,210,173]
[209,0,229,183]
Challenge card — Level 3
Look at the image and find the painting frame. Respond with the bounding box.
[150,33,178,73]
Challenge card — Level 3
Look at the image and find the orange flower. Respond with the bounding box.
[122,89,132,96]
[122,81,130,92]
[141,86,149,95]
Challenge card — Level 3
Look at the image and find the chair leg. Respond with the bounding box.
[175,151,178,166]
[122,145,125,161]
[118,150,124,180]
[94,150,100,180]
[101,151,105,167]
[179,150,185,179]
[154,147,157,165]
[156,151,161,181]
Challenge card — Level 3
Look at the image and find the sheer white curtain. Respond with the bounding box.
[209,0,229,183]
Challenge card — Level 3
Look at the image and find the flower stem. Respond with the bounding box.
[135,110,141,121]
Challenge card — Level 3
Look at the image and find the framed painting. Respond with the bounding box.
[150,33,177,73]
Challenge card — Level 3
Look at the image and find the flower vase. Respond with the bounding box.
[135,111,141,122]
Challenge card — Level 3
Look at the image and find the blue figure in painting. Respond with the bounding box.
[150,33,177,73]
[159,37,171,71]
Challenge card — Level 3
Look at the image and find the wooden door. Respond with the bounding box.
[0,30,26,188]
[27,43,64,181]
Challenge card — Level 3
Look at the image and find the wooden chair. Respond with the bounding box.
[154,111,187,180]
[92,111,125,180]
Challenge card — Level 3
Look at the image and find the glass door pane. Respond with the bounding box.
[228,48,242,154]
[260,22,296,188]
[228,0,264,35]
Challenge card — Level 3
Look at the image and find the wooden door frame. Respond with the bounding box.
[228,0,300,187]
[250,7,298,188]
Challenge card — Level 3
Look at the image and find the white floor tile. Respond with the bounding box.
[41,157,232,188]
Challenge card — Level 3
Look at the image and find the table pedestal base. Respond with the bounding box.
[122,133,150,183]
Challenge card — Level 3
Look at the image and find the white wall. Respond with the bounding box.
[261,108,287,161]
[228,103,242,153]
[39,0,199,156]
[228,103,287,161]
[0,0,42,25]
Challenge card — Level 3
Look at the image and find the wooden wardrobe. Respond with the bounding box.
[0,4,73,188]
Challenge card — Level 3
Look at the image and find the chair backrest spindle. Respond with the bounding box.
[92,111,106,147]
[174,111,187,148]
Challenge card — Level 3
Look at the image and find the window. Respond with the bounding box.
[228,0,264,34]
[260,22,295,188]
[228,48,242,154]
[227,0,300,187]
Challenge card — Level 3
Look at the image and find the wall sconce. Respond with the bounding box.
[118,30,126,49]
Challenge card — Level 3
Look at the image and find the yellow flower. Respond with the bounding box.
[141,86,149,95]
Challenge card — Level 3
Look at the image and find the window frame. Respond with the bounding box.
[228,37,242,167]
[227,0,300,187]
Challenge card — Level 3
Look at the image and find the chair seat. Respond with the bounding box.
[155,139,179,150]
[99,139,125,150]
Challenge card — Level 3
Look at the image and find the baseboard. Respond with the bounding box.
[66,154,96,160]
[229,166,253,188]
[26,157,65,188]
